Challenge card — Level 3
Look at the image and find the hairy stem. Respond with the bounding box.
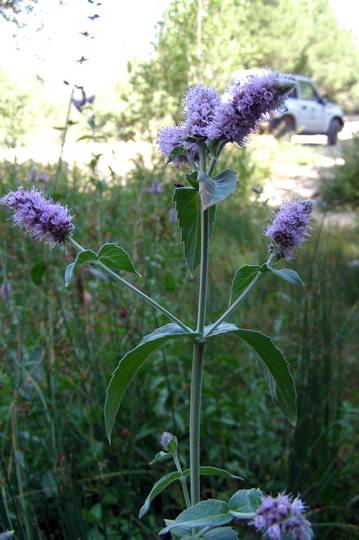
[173,453,191,508]
[190,144,209,505]
[67,237,191,332]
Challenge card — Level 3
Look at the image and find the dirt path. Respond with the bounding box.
[258,116,358,226]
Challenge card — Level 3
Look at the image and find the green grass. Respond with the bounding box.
[0,157,358,539]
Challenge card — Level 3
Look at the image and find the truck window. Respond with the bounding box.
[299,81,318,101]
[287,85,298,99]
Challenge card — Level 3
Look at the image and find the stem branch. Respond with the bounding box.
[67,237,191,332]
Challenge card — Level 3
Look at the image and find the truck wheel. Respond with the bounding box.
[275,116,295,139]
[327,119,341,146]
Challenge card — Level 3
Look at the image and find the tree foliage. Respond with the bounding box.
[120,0,359,136]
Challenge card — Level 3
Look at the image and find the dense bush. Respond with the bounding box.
[320,135,359,209]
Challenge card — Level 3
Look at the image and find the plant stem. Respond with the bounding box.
[173,453,191,508]
[205,255,275,338]
[189,144,209,505]
[67,237,191,333]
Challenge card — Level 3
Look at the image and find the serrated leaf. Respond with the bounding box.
[269,267,304,286]
[105,324,196,442]
[204,323,297,425]
[97,243,140,275]
[204,527,239,539]
[173,187,216,274]
[230,265,260,304]
[65,249,97,287]
[160,500,232,535]
[199,169,237,210]
[229,488,263,519]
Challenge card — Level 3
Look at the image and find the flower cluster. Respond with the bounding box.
[253,493,313,540]
[183,84,220,138]
[0,187,74,245]
[207,71,292,145]
[265,200,313,260]
[157,71,294,165]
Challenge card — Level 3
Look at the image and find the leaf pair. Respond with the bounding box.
[230,263,304,303]
[105,321,297,443]
[160,488,262,536]
[65,242,139,287]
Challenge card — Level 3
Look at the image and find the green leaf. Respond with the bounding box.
[139,470,183,519]
[148,450,173,466]
[230,265,260,304]
[105,324,196,442]
[204,323,297,425]
[269,266,304,286]
[97,243,140,275]
[160,500,232,535]
[174,187,216,274]
[194,466,242,481]
[65,243,139,287]
[199,169,237,210]
[186,171,199,189]
[65,249,97,287]
[168,145,187,163]
[31,262,47,286]
[204,527,239,539]
[140,465,240,518]
[229,488,263,519]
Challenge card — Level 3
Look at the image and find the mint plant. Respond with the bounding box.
[1,70,314,539]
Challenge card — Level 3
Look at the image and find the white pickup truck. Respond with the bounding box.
[269,74,344,145]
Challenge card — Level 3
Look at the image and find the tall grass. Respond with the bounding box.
[0,158,358,538]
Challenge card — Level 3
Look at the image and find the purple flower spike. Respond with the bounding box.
[207,70,294,145]
[157,125,198,167]
[265,200,313,260]
[183,84,220,138]
[253,493,313,540]
[0,187,74,245]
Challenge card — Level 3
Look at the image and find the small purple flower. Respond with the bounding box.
[265,200,313,260]
[72,88,95,113]
[253,493,313,540]
[207,71,294,145]
[38,174,50,184]
[183,84,220,138]
[168,208,177,224]
[29,167,37,183]
[143,180,163,195]
[157,125,198,167]
[72,97,87,113]
[0,281,12,300]
[160,432,176,450]
[0,187,74,245]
